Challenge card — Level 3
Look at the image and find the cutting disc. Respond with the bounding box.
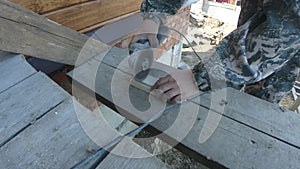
[128,49,154,80]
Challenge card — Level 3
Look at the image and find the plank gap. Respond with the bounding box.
[0,98,67,148]
[0,72,36,95]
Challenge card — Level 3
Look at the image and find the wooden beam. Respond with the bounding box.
[44,0,143,31]
[81,47,300,149]
[0,96,170,168]
[10,0,143,33]
[9,0,91,14]
[0,0,109,65]
[69,56,300,169]
[69,47,300,168]
[0,71,69,147]
[78,10,140,33]
[0,53,169,168]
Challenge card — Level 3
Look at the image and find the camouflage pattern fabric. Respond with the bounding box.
[142,0,300,103]
[238,0,264,26]
[140,0,185,23]
[141,0,185,15]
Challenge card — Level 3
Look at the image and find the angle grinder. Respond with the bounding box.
[128,25,169,82]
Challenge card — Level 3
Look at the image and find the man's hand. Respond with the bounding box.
[122,19,160,48]
[151,69,199,103]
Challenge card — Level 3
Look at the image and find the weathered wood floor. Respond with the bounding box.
[0,52,169,169]
[69,47,300,169]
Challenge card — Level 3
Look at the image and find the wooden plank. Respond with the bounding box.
[0,54,36,93]
[0,97,169,168]
[0,0,109,65]
[192,88,300,149]
[154,101,300,169]
[0,72,69,147]
[0,98,100,168]
[98,139,170,169]
[70,58,172,123]
[44,0,143,31]
[69,58,300,169]
[10,0,90,14]
[79,11,140,34]
[82,13,142,43]
[0,51,10,57]
[95,47,300,149]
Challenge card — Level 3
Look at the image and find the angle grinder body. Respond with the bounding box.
[128,25,169,82]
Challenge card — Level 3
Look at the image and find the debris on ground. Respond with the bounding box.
[134,130,209,169]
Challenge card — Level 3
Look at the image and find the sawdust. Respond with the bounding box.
[134,130,209,169]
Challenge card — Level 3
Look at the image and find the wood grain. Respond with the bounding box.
[45,0,143,31]
[98,139,170,169]
[0,72,69,147]
[0,0,109,65]
[193,88,300,149]
[0,97,169,168]
[9,0,91,14]
[95,47,300,150]
[0,98,100,168]
[69,50,300,168]
[0,53,168,168]
[0,54,36,93]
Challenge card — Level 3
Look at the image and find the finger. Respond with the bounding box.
[158,82,178,93]
[148,34,159,48]
[121,37,133,48]
[151,75,172,90]
[170,95,182,103]
[164,88,180,100]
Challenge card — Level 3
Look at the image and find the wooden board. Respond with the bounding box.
[79,11,140,34]
[0,72,69,147]
[87,14,142,44]
[0,53,36,93]
[0,96,169,169]
[44,0,143,31]
[10,0,91,14]
[0,51,10,57]
[0,53,169,168]
[69,56,300,169]
[154,101,300,169]
[93,47,300,149]
[10,0,142,33]
[0,0,109,65]
[193,88,300,149]
[98,139,170,169]
[0,98,99,168]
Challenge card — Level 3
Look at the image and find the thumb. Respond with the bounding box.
[121,36,134,48]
